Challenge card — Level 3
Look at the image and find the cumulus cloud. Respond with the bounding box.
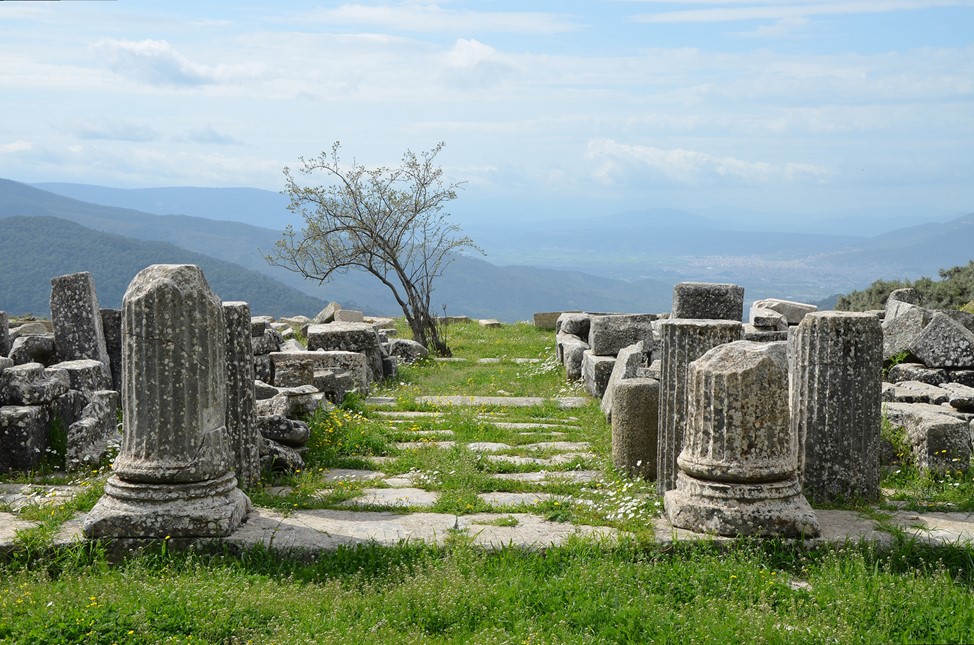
[586,138,833,185]
[441,39,516,89]
[93,39,266,86]
[0,140,34,153]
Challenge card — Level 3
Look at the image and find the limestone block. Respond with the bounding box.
[387,338,429,364]
[67,389,120,470]
[261,438,304,472]
[279,339,306,353]
[280,315,312,330]
[83,264,250,539]
[742,325,789,342]
[254,355,271,383]
[0,357,12,374]
[600,342,648,420]
[313,369,351,404]
[0,311,9,357]
[224,302,261,491]
[588,313,656,357]
[665,341,819,538]
[942,382,974,412]
[335,309,365,323]
[561,336,588,382]
[256,414,310,448]
[270,351,369,394]
[479,319,502,328]
[250,316,273,337]
[254,380,279,400]
[0,405,49,472]
[944,309,974,334]
[792,312,882,503]
[255,386,323,419]
[748,306,787,331]
[9,334,56,366]
[886,363,948,386]
[382,355,398,381]
[581,350,615,399]
[751,298,817,325]
[557,313,591,338]
[533,311,565,331]
[46,359,112,394]
[884,403,971,473]
[100,308,122,392]
[908,312,974,369]
[312,302,342,325]
[0,363,69,405]
[882,303,931,360]
[894,381,950,405]
[656,319,742,495]
[610,377,659,480]
[671,282,744,321]
[50,389,90,438]
[9,322,50,340]
[306,323,384,383]
[887,288,920,306]
[252,328,284,356]
[49,272,111,378]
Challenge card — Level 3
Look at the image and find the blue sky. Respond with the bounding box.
[1,0,972,224]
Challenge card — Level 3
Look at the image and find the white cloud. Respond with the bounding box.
[304,3,579,34]
[92,39,267,86]
[0,140,34,153]
[633,0,974,23]
[441,39,517,89]
[178,126,239,145]
[586,138,833,185]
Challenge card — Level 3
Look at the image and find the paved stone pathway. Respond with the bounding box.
[5,381,974,557]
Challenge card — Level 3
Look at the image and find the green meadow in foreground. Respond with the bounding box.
[2,320,974,643]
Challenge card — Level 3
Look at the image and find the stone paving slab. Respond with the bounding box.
[492,422,576,430]
[492,470,603,484]
[0,484,81,511]
[461,513,619,549]
[0,512,37,549]
[892,510,974,545]
[522,441,591,452]
[374,410,443,418]
[340,487,440,508]
[398,430,455,438]
[320,469,386,483]
[416,396,590,409]
[466,442,513,453]
[479,492,555,506]
[485,452,597,467]
[395,441,456,450]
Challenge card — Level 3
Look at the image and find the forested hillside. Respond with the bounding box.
[836,261,974,311]
[0,216,325,316]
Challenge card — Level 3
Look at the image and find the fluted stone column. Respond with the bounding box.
[84,265,250,538]
[50,272,111,379]
[791,311,882,503]
[657,319,741,494]
[665,341,819,537]
[224,301,261,490]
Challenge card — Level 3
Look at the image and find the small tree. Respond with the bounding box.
[266,142,479,356]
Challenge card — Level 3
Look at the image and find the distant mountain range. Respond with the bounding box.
[2,178,970,319]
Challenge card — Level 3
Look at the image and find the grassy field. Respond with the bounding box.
[2,320,974,643]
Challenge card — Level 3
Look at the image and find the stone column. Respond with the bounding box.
[611,377,659,480]
[223,301,262,490]
[791,311,882,503]
[100,308,123,392]
[50,272,111,378]
[657,319,741,494]
[0,311,10,357]
[83,265,250,538]
[665,341,819,537]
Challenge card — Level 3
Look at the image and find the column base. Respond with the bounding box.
[83,471,251,538]
[665,472,820,538]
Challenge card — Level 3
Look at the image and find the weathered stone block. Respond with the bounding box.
[250,316,273,337]
[908,312,974,368]
[50,272,111,378]
[882,303,931,361]
[557,313,591,337]
[886,363,948,386]
[751,298,817,325]
[46,359,112,394]
[306,323,384,383]
[0,311,9,357]
[942,382,974,412]
[312,302,342,325]
[67,389,120,470]
[256,414,310,448]
[0,362,69,405]
[532,311,564,331]
[894,381,950,405]
[610,377,659,480]
[252,328,284,356]
[792,311,882,503]
[671,282,744,321]
[100,308,122,392]
[884,402,971,473]
[0,405,49,472]
[9,334,56,366]
[581,350,615,399]
[601,342,648,420]
[588,313,656,357]
[388,338,429,364]
[335,309,365,323]
[224,301,261,491]
[887,288,919,306]
[270,351,369,394]
[748,306,787,331]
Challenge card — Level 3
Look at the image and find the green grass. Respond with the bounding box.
[4,316,974,642]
